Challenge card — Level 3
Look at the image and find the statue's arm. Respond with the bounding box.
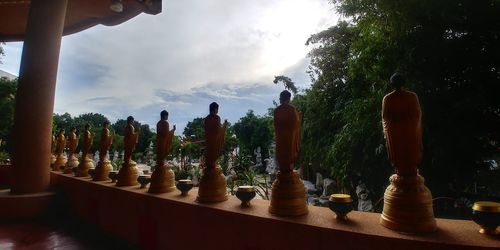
[381,96,389,139]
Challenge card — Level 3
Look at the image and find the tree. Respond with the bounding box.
[0,77,17,153]
[233,110,273,165]
[300,0,500,196]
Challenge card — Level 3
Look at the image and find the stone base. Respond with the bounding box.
[63,157,79,174]
[148,164,176,194]
[269,170,308,216]
[75,158,94,177]
[93,160,113,181]
[380,174,437,233]
[196,166,228,203]
[0,190,54,220]
[116,161,139,187]
[52,155,67,171]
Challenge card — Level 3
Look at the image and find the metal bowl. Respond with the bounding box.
[471,201,500,235]
[328,194,353,220]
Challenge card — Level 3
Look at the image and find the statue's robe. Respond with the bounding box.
[382,89,423,177]
[99,128,112,160]
[274,103,301,172]
[55,134,65,156]
[67,132,78,158]
[124,124,138,163]
[156,120,174,166]
[204,114,226,169]
[81,130,93,159]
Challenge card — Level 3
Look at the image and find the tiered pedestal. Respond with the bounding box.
[93,160,113,181]
[52,154,67,171]
[148,164,176,193]
[380,174,437,233]
[116,161,139,186]
[269,170,308,216]
[63,156,78,174]
[75,157,94,177]
[196,166,227,203]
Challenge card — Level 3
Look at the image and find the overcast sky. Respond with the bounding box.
[1,0,338,133]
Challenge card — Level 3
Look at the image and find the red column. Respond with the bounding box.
[10,0,68,194]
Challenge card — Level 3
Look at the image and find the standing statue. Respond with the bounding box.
[380,73,436,233]
[52,129,67,171]
[94,120,114,181]
[117,116,140,186]
[149,110,177,193]
[196,102,228,202]
[50,133,57,166]
[76,124,94,177]
[63,127,79,173]
[269,90,308,216]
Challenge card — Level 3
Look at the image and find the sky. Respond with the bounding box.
[1,0,338,134]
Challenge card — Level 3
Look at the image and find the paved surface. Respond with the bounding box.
[0,220,140,250]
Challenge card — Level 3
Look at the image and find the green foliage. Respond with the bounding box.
[300,0,500,196]
[233,110,273,166]
[0,77,17,153]
[273,75,298,94]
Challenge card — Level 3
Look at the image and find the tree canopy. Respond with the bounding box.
[297,0,500,196]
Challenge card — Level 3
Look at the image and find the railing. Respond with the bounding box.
[50,172,498,250]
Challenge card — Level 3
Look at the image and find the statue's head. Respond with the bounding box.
[71,127,76,132]
[161,110,169,120]
[279,90,291,104]
[209,102,219,114]
[103,120,110,128]
[390,73,405,89]
[84,123,90,130]
[127,116,134,124]
[59,128,64,134]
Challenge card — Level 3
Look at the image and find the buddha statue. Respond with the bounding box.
[52,129,67,171]
[380,73,436,233]
[149,110,177,193]
[117,116,140,186]
[76,124,94,177]
[269,90,308,216]
[63,127,79,173]
[196,102,228,202]
[93,120,113,181]
[50,134,56,165]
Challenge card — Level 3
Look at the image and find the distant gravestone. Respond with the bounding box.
[315,173,323,190]
[322,178,336,198]
[302,180,317,194]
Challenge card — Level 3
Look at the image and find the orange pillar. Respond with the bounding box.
[10,0,68,194]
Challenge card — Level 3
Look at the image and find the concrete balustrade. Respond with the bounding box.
[50,171,499,250]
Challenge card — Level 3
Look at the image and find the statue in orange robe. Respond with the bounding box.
[99,121,113,160]
[67,127,78,160]
[81,124,93,160]
[382,73,423,177]
[274,90,301,173]
[156,110,176,167]
[124,116,139,163]
[204,102,228,169]
[55,129,65,157]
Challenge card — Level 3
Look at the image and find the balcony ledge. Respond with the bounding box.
[50,172,499,250]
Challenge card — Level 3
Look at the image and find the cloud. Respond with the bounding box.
[1,0,338,133]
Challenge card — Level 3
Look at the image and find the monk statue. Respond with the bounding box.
[76,124,95,177]
[204,102,228,169]
[274,90,302,173]
[196,102,228,202]
[63,127,79,173]
[52,129,67,171]
[268,90,308,216]
[117,116,140,186]
[149,110,177,193]
[93,120,114,181]
[124,116,139,164]
[380,73,436,233]
[50,133,57,165]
